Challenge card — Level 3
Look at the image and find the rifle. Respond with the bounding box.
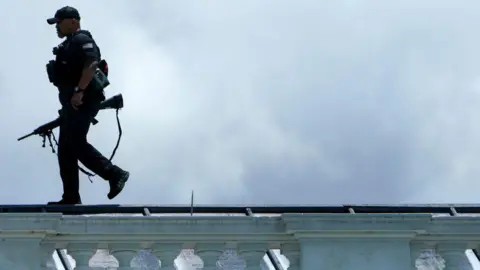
[17,94,122,141]
[17,116,61,142]
[17,94,124,181]
[17,114,98,142]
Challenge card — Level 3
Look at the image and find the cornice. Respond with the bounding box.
[0,212,478,245]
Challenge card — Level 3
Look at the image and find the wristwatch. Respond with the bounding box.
[74,87,84,93]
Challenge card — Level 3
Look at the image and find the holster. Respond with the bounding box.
[46,60,57,86]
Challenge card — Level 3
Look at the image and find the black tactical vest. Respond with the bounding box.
[53,31,101,88]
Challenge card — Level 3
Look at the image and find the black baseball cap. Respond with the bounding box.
[47,6,81,24]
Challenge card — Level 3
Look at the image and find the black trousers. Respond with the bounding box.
[57,98,112,201]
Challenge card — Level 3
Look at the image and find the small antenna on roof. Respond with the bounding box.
[190,190,194,216]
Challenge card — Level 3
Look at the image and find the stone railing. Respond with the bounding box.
[0,204,479,269]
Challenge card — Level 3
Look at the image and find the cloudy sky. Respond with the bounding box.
[3,0,480,269]
[2,0,480,208]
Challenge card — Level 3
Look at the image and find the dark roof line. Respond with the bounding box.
[1,204,479,215]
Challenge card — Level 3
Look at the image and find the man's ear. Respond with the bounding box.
[72,19,80,27]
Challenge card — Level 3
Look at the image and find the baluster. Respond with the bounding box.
[410,242,435,270]
[238,243,268,270]
[436,243,473,270]
[110,244,139,270]
[40,244,56,270]
[195,243,225,270]
[151,243,182,269]
[67,244,97,270]
[281,243,300,270]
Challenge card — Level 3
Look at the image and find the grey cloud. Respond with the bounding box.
[1,1,480,206]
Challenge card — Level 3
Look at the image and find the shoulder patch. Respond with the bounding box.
[82,43,94,49]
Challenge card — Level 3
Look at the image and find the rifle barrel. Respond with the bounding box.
[17,132,35,141]
[18,113,99,142]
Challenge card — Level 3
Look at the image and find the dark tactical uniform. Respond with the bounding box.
[46,6,129,204]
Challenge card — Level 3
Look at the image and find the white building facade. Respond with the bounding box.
[0,205,479,269]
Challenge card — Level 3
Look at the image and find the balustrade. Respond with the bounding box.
[0,207,479,269]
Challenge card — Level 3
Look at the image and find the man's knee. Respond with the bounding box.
[60,120,90,146]
[57,132,86,163]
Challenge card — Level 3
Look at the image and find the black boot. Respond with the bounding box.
[107,166,129,200]
[47,197,82,205]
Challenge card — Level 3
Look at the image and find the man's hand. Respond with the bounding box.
[71,90,84,110]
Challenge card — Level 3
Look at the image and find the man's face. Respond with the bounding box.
[55,19,74,38]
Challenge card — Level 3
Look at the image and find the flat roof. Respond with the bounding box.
[0,203,479,215]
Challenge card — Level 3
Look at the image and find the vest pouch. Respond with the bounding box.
[92,69,110,90]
